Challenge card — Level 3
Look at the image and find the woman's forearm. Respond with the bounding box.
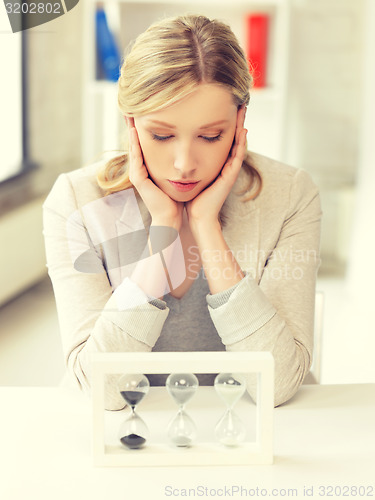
[130,220,185,299]
[191,220,244,295]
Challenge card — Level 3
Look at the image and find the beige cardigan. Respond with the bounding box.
[43,152,321,409]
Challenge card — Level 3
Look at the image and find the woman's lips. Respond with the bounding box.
[168,180,200,192]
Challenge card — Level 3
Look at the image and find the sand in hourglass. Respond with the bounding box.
[120,391,145,407]
[118,375,150,449]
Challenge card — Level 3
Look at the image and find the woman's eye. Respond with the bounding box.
[201,134,223,143]
[152,133,173,141]
[151,132,222,142]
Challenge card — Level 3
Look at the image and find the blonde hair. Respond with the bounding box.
[97,14,262,204]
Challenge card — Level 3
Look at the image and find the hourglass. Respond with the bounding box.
[166,373,199,447]
[118,373,150,449]
[214,373,247,446]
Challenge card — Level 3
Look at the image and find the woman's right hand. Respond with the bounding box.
[127,118,184,231]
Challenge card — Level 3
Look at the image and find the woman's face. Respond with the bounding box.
[133,84,239,202]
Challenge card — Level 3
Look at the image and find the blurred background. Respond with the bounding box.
[0,0,374,388]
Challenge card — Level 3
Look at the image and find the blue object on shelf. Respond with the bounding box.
[96,7,121,82]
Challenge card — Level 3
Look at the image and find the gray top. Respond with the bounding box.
[148,268,225,386]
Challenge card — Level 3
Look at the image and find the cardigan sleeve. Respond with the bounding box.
[206,169,322,407]
[43,173,169,410]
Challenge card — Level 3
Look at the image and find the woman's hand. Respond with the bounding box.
[127,118,184,230]
[185,105,247,233]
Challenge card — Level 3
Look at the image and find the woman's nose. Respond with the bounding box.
[173,142,196,176]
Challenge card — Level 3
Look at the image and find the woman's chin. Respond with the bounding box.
[168,191,199,203]
[164,185,202,203]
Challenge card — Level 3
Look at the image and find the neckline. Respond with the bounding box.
[165,266,203,302]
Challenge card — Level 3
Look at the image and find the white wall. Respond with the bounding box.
[347,0,375,295]
[287,0,365,275]
[318,0,375,385]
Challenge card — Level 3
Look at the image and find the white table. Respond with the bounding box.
[0,384,374,500]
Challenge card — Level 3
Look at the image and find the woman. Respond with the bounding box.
[43,15,321,410]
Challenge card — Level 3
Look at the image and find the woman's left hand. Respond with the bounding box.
[185,105,247,233]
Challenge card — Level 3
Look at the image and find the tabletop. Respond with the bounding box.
[0,383,374,500]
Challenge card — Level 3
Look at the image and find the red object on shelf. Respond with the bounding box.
[245,13,269,88]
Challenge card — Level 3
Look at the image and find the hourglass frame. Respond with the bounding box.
[91,351,274,467]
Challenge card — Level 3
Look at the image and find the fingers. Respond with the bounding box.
[230,105,247,161]
[221,128,247,184]
[128,121,146,187]
[237,128,248,161]
[230,128,248,171]
[237,128,248,168]
[129,127,142,162]
[235,105,247,141]
[125,116,135,128]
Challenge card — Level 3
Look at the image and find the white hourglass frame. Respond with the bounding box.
[91,351,274,467]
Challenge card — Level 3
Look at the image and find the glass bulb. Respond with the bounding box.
[118,374,150,449]
[166,373,199,447]
[214,373,247,446]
